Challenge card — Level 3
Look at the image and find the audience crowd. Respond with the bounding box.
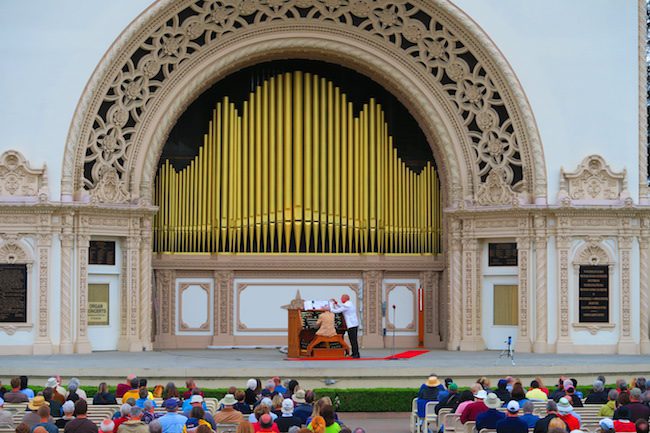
[416,374,650,433]
[0,375,369,433]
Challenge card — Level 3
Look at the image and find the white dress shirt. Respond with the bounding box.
[330,300,359,328]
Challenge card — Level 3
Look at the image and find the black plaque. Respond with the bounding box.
[89,241,116,265]
[488,242,518,266]
[0,264,27,323]
[579,265,609,323]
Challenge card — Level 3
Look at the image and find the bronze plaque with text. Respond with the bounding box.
[579,265,609,323]
[0,264,27,323]
[89,241,116,265]
[488,242,518,266]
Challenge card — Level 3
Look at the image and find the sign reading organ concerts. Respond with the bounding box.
[0,264,28,323]
[578,265,609,323]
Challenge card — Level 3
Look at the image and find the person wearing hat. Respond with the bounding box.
[292,390,312,426]
[181,392,207,413]
[21,396,53,428]
[0,397,14,428]
[44,378,66,405]
[476,393,506,431]
[276,399,302,433]
[435,383,460,414]
[158,399,188,433]
[213,394,244,425]
[184,396,216,429]
[562,383,583,408]
[599,418,615,433]
[556,398,580,432]
[460,389,489,424]
[496,401,528,433]
[416,376,444,418]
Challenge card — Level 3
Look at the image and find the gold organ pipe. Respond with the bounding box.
[152,70,443,256]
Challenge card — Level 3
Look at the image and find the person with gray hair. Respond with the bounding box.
[113,403,134,433]
[627,388,650,422]
[148,420,162,433]
[117,405,148,433]
[533,400,559,433]
[599,390,619,418]
[0,397,14,428]
[66,378,87,401]
[142,400,162,425]
[55,401,75,429]
[520,401,539,428]
[586,380,608,404]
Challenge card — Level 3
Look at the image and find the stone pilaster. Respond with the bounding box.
[139,217,153,350]
[515,236,532,352]
[640,218,650,353]
[555,231,572,353]
[447,219,462,350]
[33,232,53,354]
[211,270,235,345]
[59,216,74,354]
[74,233,92,353]
[533,216,549,353]
[420,270,441,347]
[362,270,384,347]
[460,232,485,351]
[617,235,637,354]
[119,230,143,351]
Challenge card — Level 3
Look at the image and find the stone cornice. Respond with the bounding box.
[446,205,650,218]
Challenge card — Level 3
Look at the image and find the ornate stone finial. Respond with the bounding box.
[559,155,629,205]
[0,150,48,201]
[90,166,130,204]
[281,290,305,310]
[476,168,516,206]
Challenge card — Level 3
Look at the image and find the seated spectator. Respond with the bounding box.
[586,380,609,404]
[533,400,560,433]
[547,418,568,433]
[122,379,142,403]
[142,400,163,425]
[136,388,157,410]
[284,381,300,400]
[599,418,615,433]
[101,420,115,433]
[66,382,81,403]
[496,401,528,433]
[246,379,261,407]
[526,381,548,401]
[187,408,210,430]
[476,393,505,431]
[149,420,163,433]
[22,397,54,428]
[614,407,637,432]
[234,390,253,415]
[4,377,29,403]
[236,421,255,433]
[257,413,280,433]
[550,378,568,402]
[20,377,35,400]
[417,376,444,418]
[272,395,284,417]
[436,378,455,404]
[64,399,98,433]
[94,383,117,405]
[454,390,476,416]
[569,379,583,399]
[615,392,633,420]
[45,378,66,404]
[117,376,137,399]
[477,377,492,391]
[251,399,278,423]
[30,406,57,433]
[627,388,650,422]
[307,415,326,433]
[556,398,579,431]
[636,419,649,433]
[115,404,134,431]
[563,385,583,408]
[306,398,337,426]
[520,402,539,428]
[42,388,62,419]
[181,393,207,414]
[600,390,619,418]
[55,401,75,429]
[262,380,279,400]
[276,399,302,433]
[460,390,488,423]
[67,378,87,401]
[495,379,512,404]
[214,394,244,425]
[291,390,312,426]
[118,406,148,433]
[635,378,647,393]
[158,399,187,433]
[0,397,14,428]
[318,406,340,433]
[182,381,203,401]
[435,383,460,414]
[163,383,181,401]
[511,383,529,407]
[535,377,550,396]
[273,378,287,396]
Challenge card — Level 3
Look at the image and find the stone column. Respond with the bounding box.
[362,270,384,347]
[420,270,441,347]
[640,218,650,354]
[447,219,462,350]
[555,233,572,353]
[119,231,143,351]
[74,234,92,353]
[59,213,74,354]
[617,235,637,354]
[211,270,235,346]
[33,233,53,354]
[460,234,485,351]
[515,236,532,352]
[139,217,153,350]
[154,269,174,347]
[533,216,549,353]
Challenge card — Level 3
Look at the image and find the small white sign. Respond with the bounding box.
[303,300,330,310]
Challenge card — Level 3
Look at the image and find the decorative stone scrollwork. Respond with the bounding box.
[90,166,130,204]
[558,155,631,205]
[0,150,48,202]
[574,237,611,266]
[475,167,516,206]
[0,236,32,264]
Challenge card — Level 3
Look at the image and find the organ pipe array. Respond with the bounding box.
[153,71,442,254]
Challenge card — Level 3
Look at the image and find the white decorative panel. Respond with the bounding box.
[176,278,212,335]
[383,279,418,334]
[235,279,361,335]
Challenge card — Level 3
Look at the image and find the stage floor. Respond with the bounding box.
[0,349,647,389]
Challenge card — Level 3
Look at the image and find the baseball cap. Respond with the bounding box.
[507,400,520,413]
[190,395,203,404]
[474,390,487,399]
[448,383,458,391]
[163,398,179,410]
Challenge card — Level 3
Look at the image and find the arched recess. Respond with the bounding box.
[61,0,547,208]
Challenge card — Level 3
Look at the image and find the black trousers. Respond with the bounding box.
[347,326,360,357]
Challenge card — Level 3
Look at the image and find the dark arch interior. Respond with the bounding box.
[161,59,434,172]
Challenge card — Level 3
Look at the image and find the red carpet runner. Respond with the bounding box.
[286,349,429,361]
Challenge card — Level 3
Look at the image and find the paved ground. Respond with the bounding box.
[341,412,411,433]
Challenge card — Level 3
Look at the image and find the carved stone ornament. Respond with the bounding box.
[574,237,612,267]
[0,236,32,264]
[0,150,48,202]
[282,290,305,310]
[475,167,516,206]
[90,166,130,204]
[558,155,631,205]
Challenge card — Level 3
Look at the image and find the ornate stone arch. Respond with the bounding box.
[61,0,547,207]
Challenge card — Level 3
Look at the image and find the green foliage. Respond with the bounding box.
[314,388,418,412]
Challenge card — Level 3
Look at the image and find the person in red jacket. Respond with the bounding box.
[613,407,637,433]
[461,390,489,424]
[556,398,580,432]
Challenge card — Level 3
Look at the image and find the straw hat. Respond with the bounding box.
[426,376,441,387]
[28,396,49,411]
[484,393,502,409]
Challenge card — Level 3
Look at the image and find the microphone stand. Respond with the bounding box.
[388,305,397,360]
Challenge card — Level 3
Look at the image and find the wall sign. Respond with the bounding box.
[488,242,518,266]
[0,264,27,323]
[578,265,609,323]
[88,283,110,326]
[89,241,116,265]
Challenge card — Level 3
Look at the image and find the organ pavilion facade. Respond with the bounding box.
[0,0,646,355]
